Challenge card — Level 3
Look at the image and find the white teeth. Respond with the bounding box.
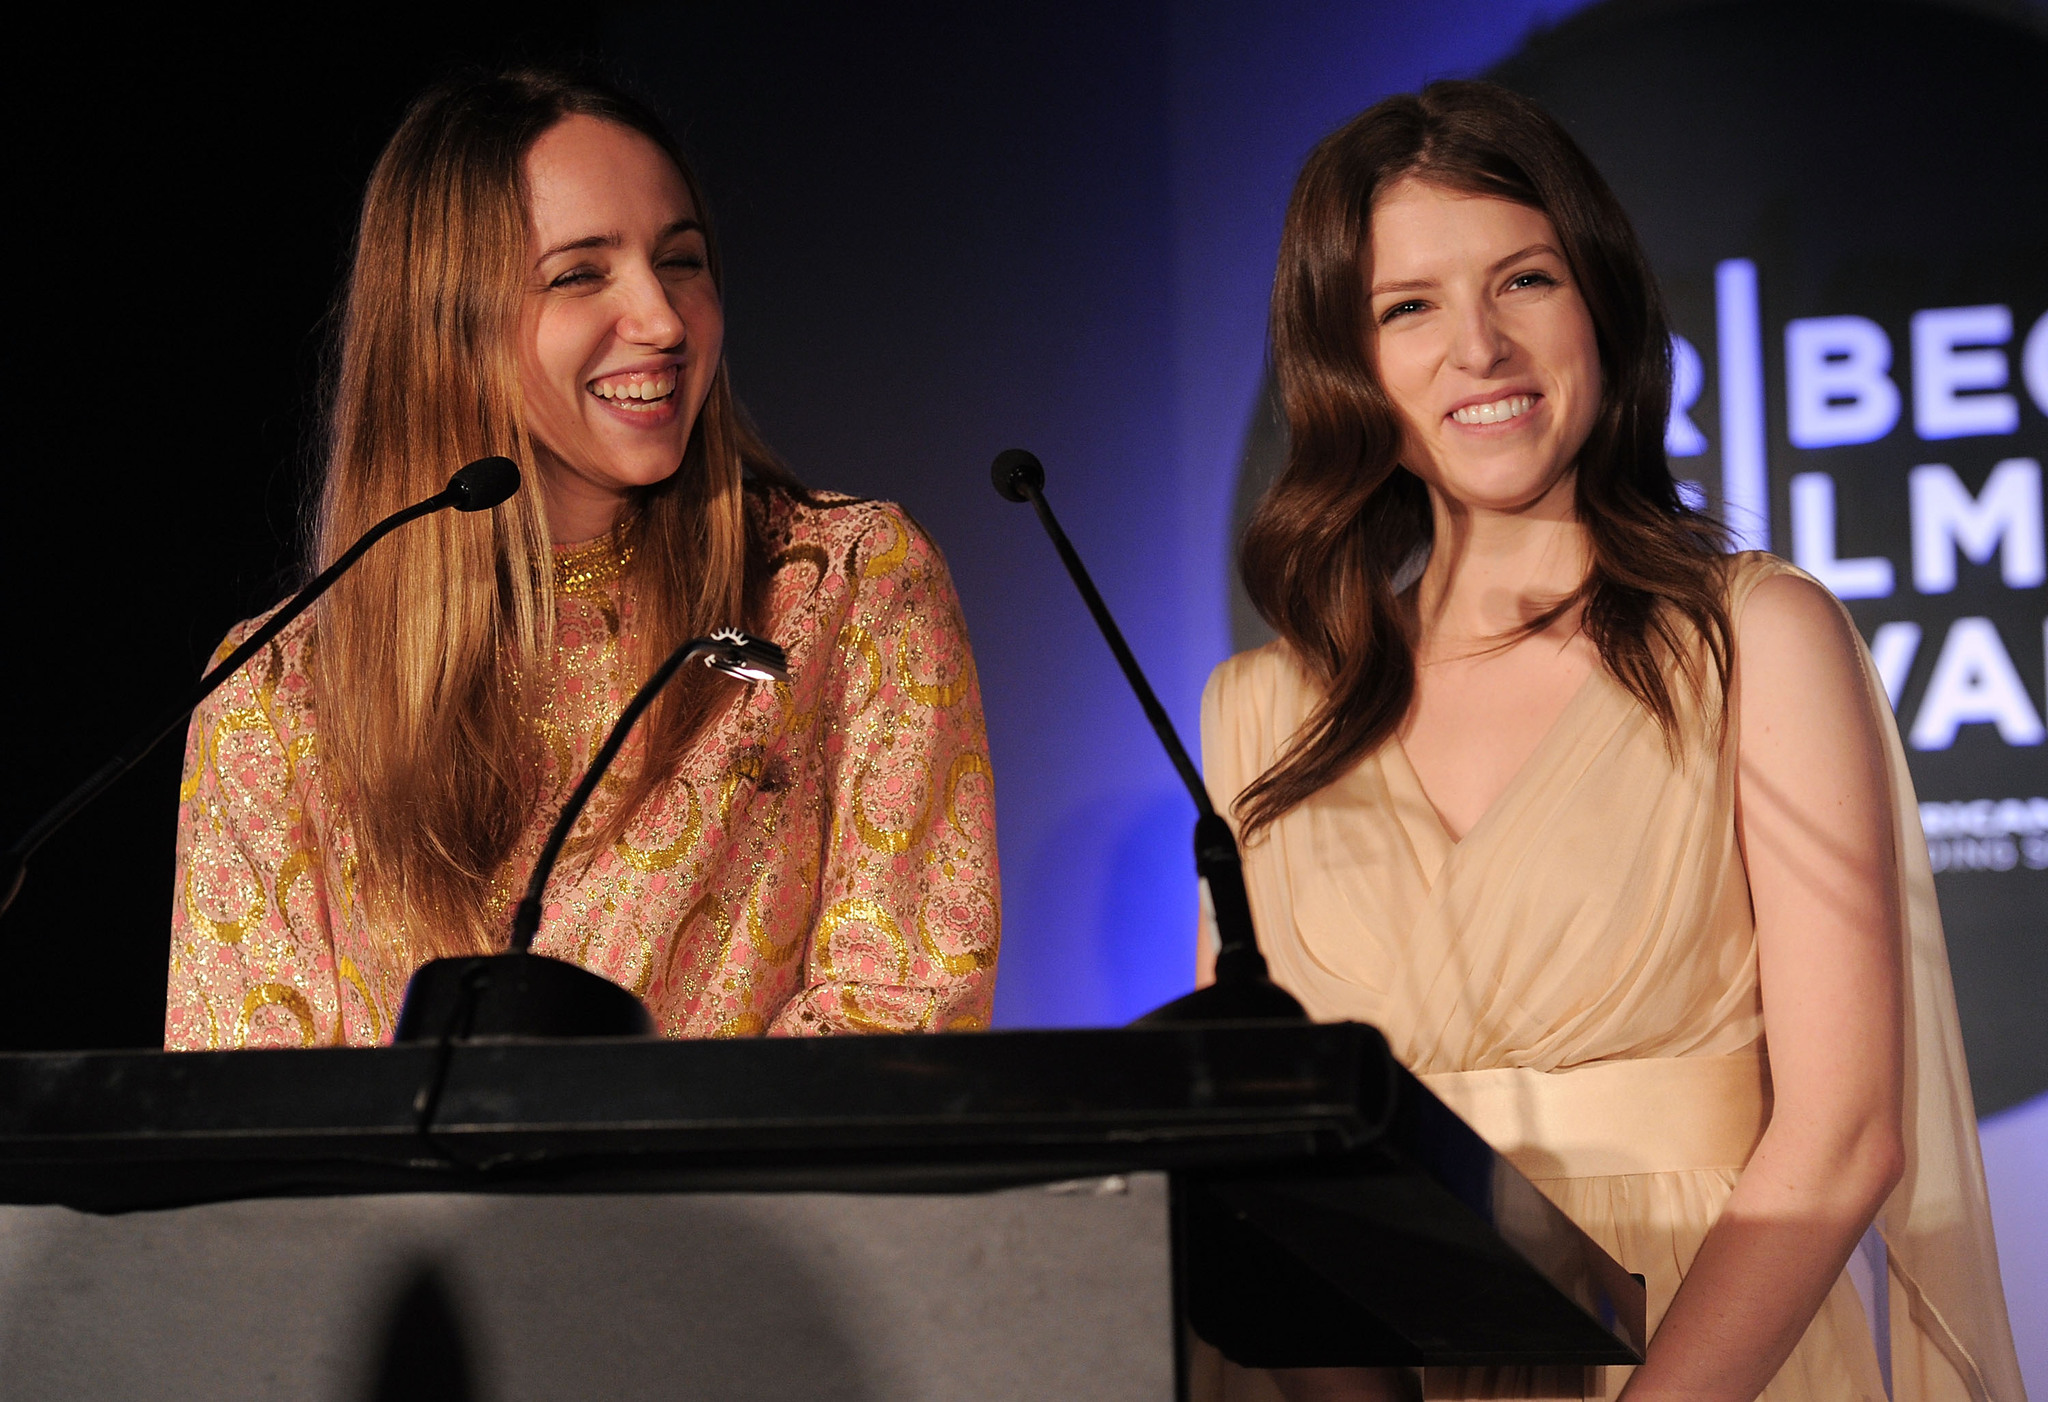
[1451,394,1535,426]
[589,371,678,404]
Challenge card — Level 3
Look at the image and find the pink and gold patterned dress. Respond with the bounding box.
[165,489,1000,1048]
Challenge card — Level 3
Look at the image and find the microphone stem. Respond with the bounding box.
[0,489,453,913]
[509,637,724,953]
[1019,484,1274,976]
[1019,485,1215,820]
[175,494,451,750]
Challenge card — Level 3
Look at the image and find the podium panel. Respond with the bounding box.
[0,1024,1646,1385]
[0,1177,1173,1402]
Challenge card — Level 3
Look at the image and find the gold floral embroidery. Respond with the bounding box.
[337,955,385,1043]
[178,723,210,803]
[237,984,315,1047]
[555,536,636,597]
[860,514,909,578]
[839,623,883,714]
[850,758,934,856]
[276,848,317,946]
[944,752,994,833]
[917,888,998,977]
[181,837,266,945]
[896,619,974,708]
[165,494,1000,1049]
[815,896,911,982]
[654,892,730,994]
[773,542,831,595]
[775,680,819,739]
[615,778,702,872]
[745,879,807,967]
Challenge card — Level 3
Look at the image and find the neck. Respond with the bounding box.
[1414,478,1590,653]
[539,450,631,544]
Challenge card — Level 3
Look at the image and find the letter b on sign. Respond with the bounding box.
[1787,316,1900,448]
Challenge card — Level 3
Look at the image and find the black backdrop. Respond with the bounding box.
[0,13,604,1047]
[0,3,1181,1048]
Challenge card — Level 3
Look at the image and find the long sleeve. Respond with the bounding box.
[164,622,342,1050]
[769,507,1000,1034]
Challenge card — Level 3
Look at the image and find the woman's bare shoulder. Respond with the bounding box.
[1731,560,1882,776]
[1734,564,1865,686]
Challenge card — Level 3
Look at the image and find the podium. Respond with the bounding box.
[0,1024,1644,1399]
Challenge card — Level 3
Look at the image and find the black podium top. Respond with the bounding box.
[0,1022,1388,1207]
[0,1022,1646,1367]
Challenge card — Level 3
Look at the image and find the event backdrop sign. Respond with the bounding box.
[1237,0,2048,1115]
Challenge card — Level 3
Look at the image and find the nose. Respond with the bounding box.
[1446,298,1511,377]
[615,267,687,350]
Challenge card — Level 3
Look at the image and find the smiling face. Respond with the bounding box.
[518,114,724,542]
[1365,178,1602,519]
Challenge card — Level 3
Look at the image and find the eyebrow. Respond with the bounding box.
[535,218,705,264]
[1368,242,1564,298]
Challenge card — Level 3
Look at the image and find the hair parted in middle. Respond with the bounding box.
[1234,79,1733,837]
[311,66,806,962]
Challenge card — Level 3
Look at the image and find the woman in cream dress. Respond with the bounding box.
[1197,83,2023,1401]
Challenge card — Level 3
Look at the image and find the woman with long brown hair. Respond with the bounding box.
[1199,83,2021,1400]
[166,69,998,1046]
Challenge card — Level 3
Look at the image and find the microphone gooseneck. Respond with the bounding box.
[391,628,785,1054]
[507,629,788,955]
[0,456,523,921]
[990,447,1304,1024]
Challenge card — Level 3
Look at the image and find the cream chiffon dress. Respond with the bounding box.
[1196,555,2024,1401]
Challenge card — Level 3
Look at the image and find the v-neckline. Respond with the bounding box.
[1386,665,1602,867]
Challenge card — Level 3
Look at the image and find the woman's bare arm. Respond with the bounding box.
[1621,573,1904,1399]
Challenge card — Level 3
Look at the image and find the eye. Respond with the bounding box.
[1378,299,1428,325]
[658,252,708,279]
[1507,269,1559,291]
[547,265,603,291]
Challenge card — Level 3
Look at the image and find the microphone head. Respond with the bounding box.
[705,628,789,684]
[990,448,1045,503]
[447,456,522,512]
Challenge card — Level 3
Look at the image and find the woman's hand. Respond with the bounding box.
[1621,572,1905,1399]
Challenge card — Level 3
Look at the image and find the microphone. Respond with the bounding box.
[392,627,788,1045]
[0,456,523,920]
[990,447,1304,1024]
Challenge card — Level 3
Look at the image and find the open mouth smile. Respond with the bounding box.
[1449,393,1537,426]
[588,368,678,413]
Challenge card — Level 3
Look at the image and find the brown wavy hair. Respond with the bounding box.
[311,67,802,960]
[1234,79,1731,837]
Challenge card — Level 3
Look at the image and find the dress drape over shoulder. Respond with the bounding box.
[1198,554,2023,1401]
[166,489,1000,1046]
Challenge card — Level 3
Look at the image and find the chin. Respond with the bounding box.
[598,449,691,492]
[1444,462,1575,512]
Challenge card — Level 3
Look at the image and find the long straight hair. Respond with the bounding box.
[1235,80,1731,837]
[312,68,801,960]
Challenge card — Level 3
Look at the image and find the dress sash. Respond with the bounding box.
[1421,1051,1772,1179]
